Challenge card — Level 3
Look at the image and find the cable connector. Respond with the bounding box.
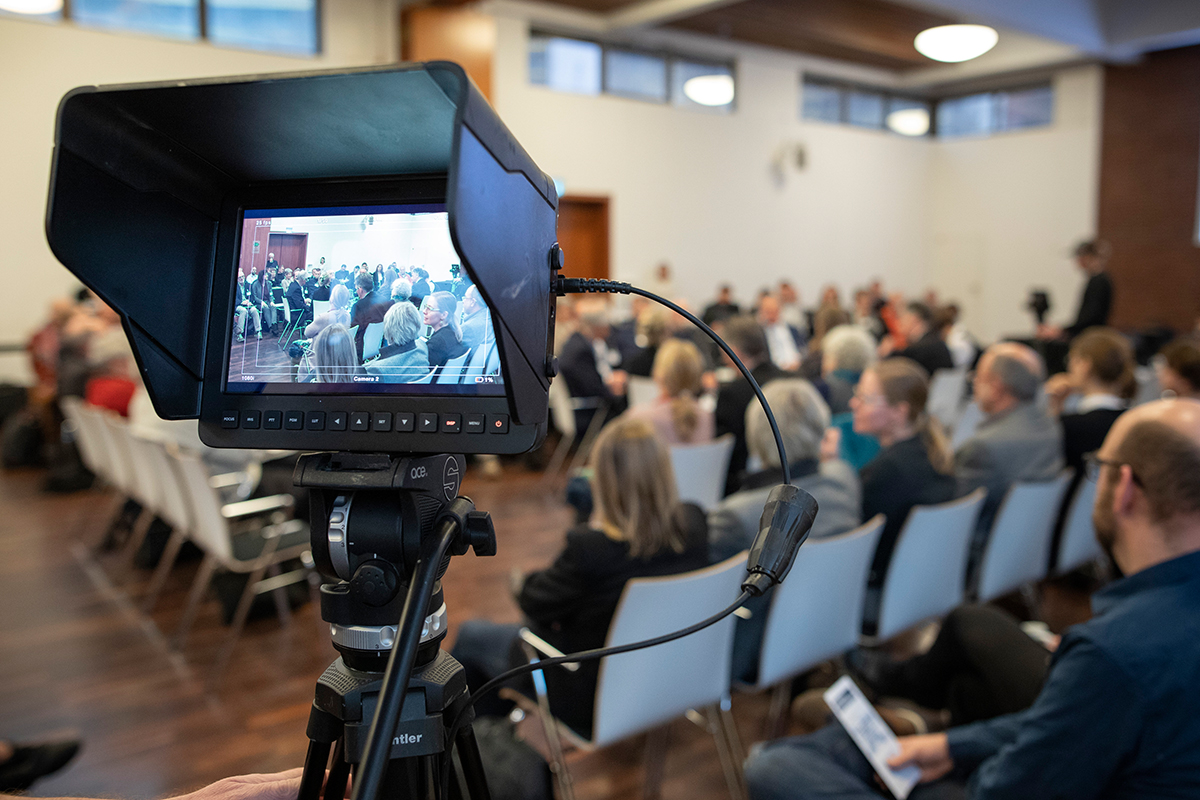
[554,277,633,296]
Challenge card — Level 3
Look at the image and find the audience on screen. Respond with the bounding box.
[625,339,714,446]
[365,302,429,382]
[311,324,361,383]
[410,267,434,305]
[459,285,489,351]
[423,291,468,370]
[233,271,262,342]
[304,284,352,340]
[349,272,392,361]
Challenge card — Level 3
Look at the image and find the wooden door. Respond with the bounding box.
[239,217,272,277]
[557,196,609,280]
[267,233,309,276]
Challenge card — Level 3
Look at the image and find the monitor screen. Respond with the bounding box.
[225,203,503,396]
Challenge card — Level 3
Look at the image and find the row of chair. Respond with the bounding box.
[60,397,313,688]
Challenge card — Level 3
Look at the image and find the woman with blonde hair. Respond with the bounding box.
[625,338,715,445]
[449,416,709,737]
[311,324,361,383]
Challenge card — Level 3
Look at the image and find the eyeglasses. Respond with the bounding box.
[852,390,886,406]
[1084,453,1142,485]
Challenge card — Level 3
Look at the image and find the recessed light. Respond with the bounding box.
[683,74,734,107]
[915,24,999,63]
[886,107,930,136]
[0,0,61,14]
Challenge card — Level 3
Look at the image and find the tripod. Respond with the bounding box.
[293,452,497,800]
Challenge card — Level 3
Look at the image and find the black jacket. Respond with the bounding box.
[285,281,308,315]
[426,326,467,369]
[716,361,787,494]
[1061,407,1123,471]
[559,331,615,402]
[349,289,392,359]
[1065,272,1113,338]
[518,504,709,737]
[893,330,954,376]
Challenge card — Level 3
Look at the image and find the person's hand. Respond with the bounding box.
[887,734,953,783]
[819,427,842,462]
[877,336,896,358]
[1044,373,1077,415]
[174,769,304,800]
[607,370,628,397]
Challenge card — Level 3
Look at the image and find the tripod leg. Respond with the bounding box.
[324,738,350,800]
[299,739,332,800]
[453,724,492,800]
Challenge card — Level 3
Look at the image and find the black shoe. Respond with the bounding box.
[0,739,82,791]
[844,647,896,693]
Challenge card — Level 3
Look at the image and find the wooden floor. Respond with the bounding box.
[226,329,295,384]
[0,463,779,800]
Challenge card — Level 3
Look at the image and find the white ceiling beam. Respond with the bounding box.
[605,0,747,31]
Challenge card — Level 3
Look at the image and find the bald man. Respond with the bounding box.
[746,398,1200,799]
[956,343,1064,553]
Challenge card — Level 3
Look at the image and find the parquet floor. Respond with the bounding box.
[0,463,776,800]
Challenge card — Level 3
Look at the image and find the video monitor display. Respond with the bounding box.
[225,203,503,396]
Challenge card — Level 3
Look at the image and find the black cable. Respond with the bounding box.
[556,277,791,486]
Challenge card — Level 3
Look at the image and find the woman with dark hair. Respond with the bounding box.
[848,358,957,626]
[422,291,467,369]
[1156,338,1200,400]
[449,416,709,737]
[1045,326,1135,470]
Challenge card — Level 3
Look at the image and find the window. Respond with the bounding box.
[530,32,735,112]
[936,84,1054,138]
[801,75,930,137]
[0,0,317,53]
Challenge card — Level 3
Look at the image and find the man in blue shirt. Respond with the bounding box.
[745,398,1200,799]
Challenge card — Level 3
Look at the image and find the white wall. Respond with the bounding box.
[0,1,398,382]
[927,65,1103,342]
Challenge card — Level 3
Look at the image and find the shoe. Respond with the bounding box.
[256,330,262,339]
[844,647,895,692]
[0,739,82,791]
[236,334,245,343]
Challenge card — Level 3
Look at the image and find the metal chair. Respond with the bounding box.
[626,375,659,408]
[670,434,735,511]
[973,473,1073,602]
[1055,476,1103,574]
[362,321,386,361]
[927,368,968,431]
[436,350,471,384]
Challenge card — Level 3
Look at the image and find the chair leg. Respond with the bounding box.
[266,563,293,629]
[209,563,269,691]
[142,528,186,614]
[706,703,747,800]
[719,697,748,790]
[641,723,673,800]
[764,682,791,740]
[174,554,218,650]
[530,685,574,800]
[118,508,156,574]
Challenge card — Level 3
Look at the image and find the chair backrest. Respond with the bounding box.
[1056,476,1102,574]
[141,437,192,532]
[927,369,967,430]
[950,401,984,450]
[484,343,500,376]
[875,489,986,641]
[975,472,1074,602]
[90,409,135,496]
[669,434,735,511]
[437,350,471,384]
[626,376,659,409]
[464,339,491,381]
[167,447,234,562]
[592,552,747,746]
[61,397,103,477]
[548,378,576,438]
[312,299,331,319]
[1133,364,1160,407]
[348,325,359,342]
[363,322,386,361]
[754,516,885,690]
[121,427,166,515]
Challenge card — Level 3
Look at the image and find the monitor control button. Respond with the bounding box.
[350,412,370,432]
[395,412,415,432]
[284,411,304,430]
[241,410,261,430]
[221,411,239,429]
[306,411,326,431]
[465,413,485,433]
[373,413,392,432]
[441,413,462,434]
[418,413,438,433]
[488,414,509,434]
[329,412,347,431]
[264,411,282,430]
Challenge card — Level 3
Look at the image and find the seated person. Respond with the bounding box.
[716,316,787,492]
[310,274,332,302]
[390,277,412,304]
[559,300,627,440]
[799,306,852,382]
[620,306,670,377]
[349,271,392,361]
[459,285,490,351]
[233,271,262,342]
[311,324,362,383]
[304,283,351,340]
[365,302,429,382]
[449,417,710,738]
[883,301,954,377]
[821,324,877,417]
[422,290,468,370]
[624,338,715,446]
[1044,327,1135,470]
[853,358,958,628]
[709,379,862,682]
[1156,337,1200,400]
[284,269,312,329]
[759,294,805,372]
[410,267,433,305]
[745,399,1200,800]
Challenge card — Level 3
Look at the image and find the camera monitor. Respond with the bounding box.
[46,62,560,455]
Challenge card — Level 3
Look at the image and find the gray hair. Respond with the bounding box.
[390,278,412,302]
[991,354,1043,402]
[383,301,422,347]
[745,379,831,469]
[822,324,876,373]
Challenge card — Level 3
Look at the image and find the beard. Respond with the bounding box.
[1092,480,1118,564]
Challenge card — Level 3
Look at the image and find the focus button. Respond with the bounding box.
[221,411,239,429]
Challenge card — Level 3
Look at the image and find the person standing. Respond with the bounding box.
[1039,239,1114,341]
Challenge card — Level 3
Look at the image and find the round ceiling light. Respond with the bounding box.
[0,0,62,13]
[886,107,930,137]
[683,74,735,107]
[914,24,999,63]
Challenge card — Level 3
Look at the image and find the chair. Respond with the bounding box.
[436,350,471,384]
[870,489,986,643]
[166,447,311,687]
[950,401,984,449]
[973,473,1073,602]
[927,369,967,430]
[1055,476,1102,574]
[540,378,579,483]
[626,375,659,408]
[362,321,386,361]
[670,434,735,511]
[519,553,750,800]
[747,516,885,736]
[311,299,331,319]
[407,369,436,384]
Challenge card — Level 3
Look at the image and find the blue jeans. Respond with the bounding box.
[745,725,967,800]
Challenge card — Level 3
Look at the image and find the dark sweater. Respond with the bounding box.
[860,435,958,588]
[1061,407,1124,471]
[518,504,710,737]
[1064,271,1113,338]
[716,361,787,495]
[426,325,467,369]
[893,330,954,377]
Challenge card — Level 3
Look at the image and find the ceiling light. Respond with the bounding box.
[0,0,62,13]
[914,24,998,63]
[886,107,930,137]
[683,74,734,107]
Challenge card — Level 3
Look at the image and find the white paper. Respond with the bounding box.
[823,675,921,799]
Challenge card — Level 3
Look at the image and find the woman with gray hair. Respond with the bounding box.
[304,283,352,340]
[708,378,862,681]
[821,324,877,415]
[366,301,429,382]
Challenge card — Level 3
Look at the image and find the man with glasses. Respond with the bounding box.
[746,398,1200,799]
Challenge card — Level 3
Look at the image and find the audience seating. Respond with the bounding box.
[927,368,968,431]
[311,300,331,320]
[744,516,885,736]
[670,435,736,511]
[166,447,311,688]
[868,488,986,643]
[626,375,659,408]
[950,401,984,450]
[1054,476,1103,574]
[973,473,1073,602]
[436,350,471,384]
[517,552,750,800]
[362,322,385,361]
